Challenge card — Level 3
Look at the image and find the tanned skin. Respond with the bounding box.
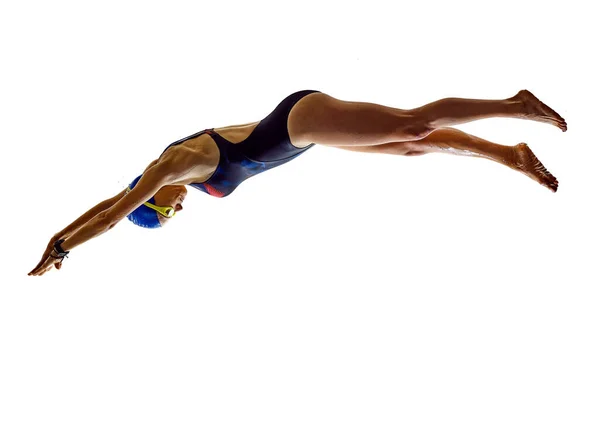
[29,89,566,276]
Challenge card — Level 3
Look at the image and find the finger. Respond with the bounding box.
[33,253,51,272]
[32,260,52,276]
[35,245,52,265]
[32,259,49,272]
[35,239,56,268]
[55,261,62,270]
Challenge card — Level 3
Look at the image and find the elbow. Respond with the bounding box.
[98,212,119,231]
[105,217,119,231]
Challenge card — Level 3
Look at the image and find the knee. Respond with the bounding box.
[404,150,427,156]
[396,111,434,140]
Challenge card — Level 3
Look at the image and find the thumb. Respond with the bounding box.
[55,261,62,270]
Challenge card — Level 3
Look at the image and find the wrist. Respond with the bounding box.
[53,239,70,256]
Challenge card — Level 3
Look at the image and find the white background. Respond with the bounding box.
[1,0,598,431]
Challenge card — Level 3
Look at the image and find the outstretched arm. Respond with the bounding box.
[61,166,168,251]
[28,190,128,276]
[53,189,127,240]
[51,159,159,240]
[61,163,172,251]
[29,160,160,275]
[29,160,172,276]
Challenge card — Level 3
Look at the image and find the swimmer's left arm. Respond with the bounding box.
[52,159,159,241]
[29,163,173,276]
[60,163,173,252]
[53,189,127,240]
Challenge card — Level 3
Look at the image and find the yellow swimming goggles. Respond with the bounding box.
[126,186,176,218]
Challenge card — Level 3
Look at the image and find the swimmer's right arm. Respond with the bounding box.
[53,159,159,239]
[30,189,127,276]
[29,159,164,276]
[52,190,127,240]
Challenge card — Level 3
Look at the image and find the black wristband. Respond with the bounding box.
[50,252,67,261]
[53,239,70,257]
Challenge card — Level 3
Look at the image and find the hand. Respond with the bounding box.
[28,234,64,276]
[29,254,64,276]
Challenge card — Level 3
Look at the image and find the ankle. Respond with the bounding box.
[504,98,524,115]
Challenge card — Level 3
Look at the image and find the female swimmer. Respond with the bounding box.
[29,89,566,276]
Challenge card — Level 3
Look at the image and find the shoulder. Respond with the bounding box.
[157,136,221,185]
[151,158,183,183]
[103,162,175,223]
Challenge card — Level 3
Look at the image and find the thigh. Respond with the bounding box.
[287,92,429,148]
[328,141,422,156]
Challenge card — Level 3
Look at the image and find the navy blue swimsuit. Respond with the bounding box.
[159,90,321,198]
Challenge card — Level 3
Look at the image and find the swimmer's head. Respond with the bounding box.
[126,175,187,229]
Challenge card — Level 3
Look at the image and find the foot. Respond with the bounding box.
[512,143,559,192]
[512,89,567,132]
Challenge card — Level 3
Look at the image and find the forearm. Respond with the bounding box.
[60,212,113,252]
[55,197,117,239]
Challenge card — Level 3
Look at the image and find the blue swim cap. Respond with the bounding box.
[126,174,162,229]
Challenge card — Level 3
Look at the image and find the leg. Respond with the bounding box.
[414,90,567,131]
[331,127,559,192]
[288,91,567,149]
